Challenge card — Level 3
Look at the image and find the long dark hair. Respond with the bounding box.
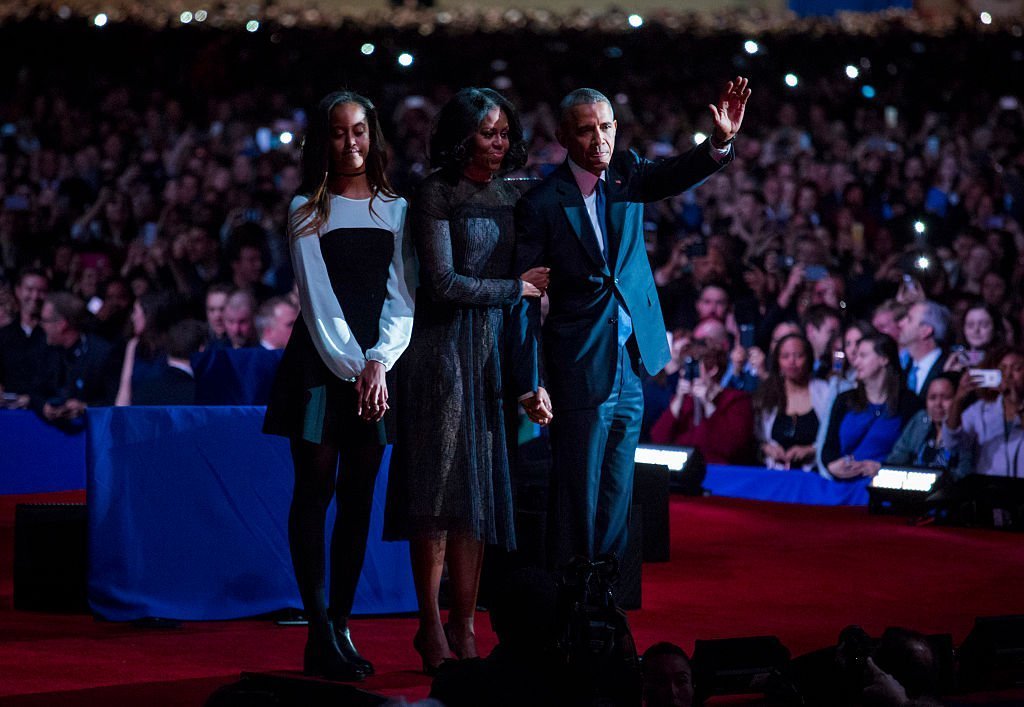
[851,333,904,414]
[291,91,397,238]
[754,334,814,415]
[429,88,527,176]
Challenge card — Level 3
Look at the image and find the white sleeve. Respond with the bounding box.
[366,201,416,370]
[289,197,365,381]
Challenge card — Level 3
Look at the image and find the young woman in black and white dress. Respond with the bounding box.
[264,91,414,681]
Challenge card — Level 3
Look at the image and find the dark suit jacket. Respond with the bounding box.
[28,333,118,411]
[0,322,47,394]
[913,350,948,402]
[131,364,196,406]
[512,143,730,409]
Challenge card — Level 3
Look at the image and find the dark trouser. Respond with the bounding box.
[548,343,644,567]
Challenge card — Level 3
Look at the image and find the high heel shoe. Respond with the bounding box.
[413,629,452,676]
[443,622,478,660]
[304,623,367,682]
[334,623,374,677]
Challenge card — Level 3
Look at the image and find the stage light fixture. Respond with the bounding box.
[634,444,705,495]
[398,52,414,67]
[246,20,259,32]
[744,40,759,55]
[279,132,293,145]
[195,10,208,22]
[180,11,193,23]
[628,14,643,28]
[693,131,707,145]
[862,85,876,99]
[868,465,939,515]
[845,64,859,79]
[784,73,799,88]
[93,13,108,27]
[915,255,930,270]
[360,43,375,55]
[980,12,993,25]
[914,220,926,234]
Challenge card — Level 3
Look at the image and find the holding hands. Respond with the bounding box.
[523,386,553,426]
[520,266,550,298]
[356,360,388,422]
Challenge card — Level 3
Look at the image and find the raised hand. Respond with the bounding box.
[708,76,751,144]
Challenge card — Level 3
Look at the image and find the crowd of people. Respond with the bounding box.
[3,6,1022,706]
[3,10,1023,476]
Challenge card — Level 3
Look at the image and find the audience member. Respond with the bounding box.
[650,344,755,464]
[0,268,50,401]
[871,300,907,345]
[821,335,921,480]
[802,305,842,379]
[30,292,118,422]
[204,283,232,344]
[944,346,1024,477]
[754,334,832,470]
[886,373,972,480]
[255,296,298,351]
[641,642,696,707]
[132,319,207,405]
[897,301,950,399]
[114,291,175,405]
[945,302,1004,372]
[223,290,258,349]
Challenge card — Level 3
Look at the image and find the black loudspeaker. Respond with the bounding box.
[13,503,89,613]
[959,615,1024,690]
[633,463,670,562]
[692,635,790,698]
[614,507,643,610]
[207,672,387,707]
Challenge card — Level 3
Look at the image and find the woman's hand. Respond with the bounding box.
[762,441,788,464]
[828,456,862,479]
[852,460,881,477]
[521,281,543,298]
[520,266,550,292]
[783,444,816,466]
[355,360,388,422]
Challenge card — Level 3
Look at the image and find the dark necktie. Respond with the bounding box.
[594,178,608,263]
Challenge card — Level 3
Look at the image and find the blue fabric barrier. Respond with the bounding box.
[789,0,910,16]
[192,347,283,405]
[86,406,415,621]
[705,464,870,506]
[0,409,86,493]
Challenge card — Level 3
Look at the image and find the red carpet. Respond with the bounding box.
[3,491,1024,704]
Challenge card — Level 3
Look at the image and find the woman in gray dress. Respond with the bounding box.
[388,88,549,672]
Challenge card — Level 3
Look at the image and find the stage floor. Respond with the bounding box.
[2,491,1024,705]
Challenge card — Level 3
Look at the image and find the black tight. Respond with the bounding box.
[288,437,383,630]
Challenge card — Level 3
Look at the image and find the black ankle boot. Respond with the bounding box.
[303,622,367,681]
[333,622,374,676]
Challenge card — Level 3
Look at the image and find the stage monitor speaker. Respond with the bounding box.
[692,635,790,697]
[208,672,387,707]
[958,615,1024,690]
[633,462,670,562]
[13,503,89,613]
[614,508,643,610]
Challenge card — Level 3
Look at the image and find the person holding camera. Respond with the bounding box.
[943,346,1024,477]
[649,343,755,464]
